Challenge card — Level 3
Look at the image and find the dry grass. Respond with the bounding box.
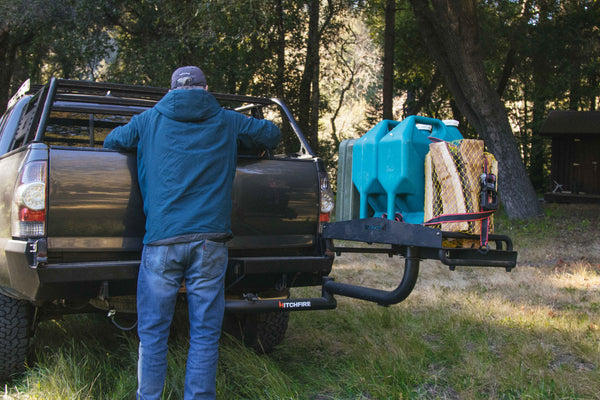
[304,203,600,399]
[498,203,600,266]
[4,203,600,399]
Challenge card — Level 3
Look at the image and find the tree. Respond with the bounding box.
[298,0,322,152]
[0,0,46,110]
[296,0,351,153]
[498,0,600,192]
[408,0,542,219]
[43,0,118,81]
[382,0,395,119]
[1,0,120,110]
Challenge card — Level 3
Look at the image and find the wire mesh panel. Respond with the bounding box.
[424,139,498,247]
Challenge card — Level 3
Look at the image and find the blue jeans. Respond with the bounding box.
[136,239,228,400]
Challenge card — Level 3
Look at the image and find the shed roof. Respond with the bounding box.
[539,111,600,136]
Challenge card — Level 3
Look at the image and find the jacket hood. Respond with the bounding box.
[154,89,221,122]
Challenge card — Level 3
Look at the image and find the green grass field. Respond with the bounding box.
[4,204,600,399]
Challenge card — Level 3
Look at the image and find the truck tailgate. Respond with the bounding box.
[47,148,319,260]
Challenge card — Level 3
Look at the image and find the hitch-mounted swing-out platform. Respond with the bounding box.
[227,217,517,312]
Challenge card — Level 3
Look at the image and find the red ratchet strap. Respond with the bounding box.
[428,136,444,143]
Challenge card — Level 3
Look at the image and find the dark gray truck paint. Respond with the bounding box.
[0,79,334,304]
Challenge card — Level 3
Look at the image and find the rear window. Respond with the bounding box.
[43,96,307,158]
[0,96,41,155]
[44,111,132,148]
[0,107,13,154]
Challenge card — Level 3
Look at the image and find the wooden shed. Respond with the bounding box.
[539,111,600,203]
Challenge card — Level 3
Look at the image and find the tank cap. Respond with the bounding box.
[442,119,460,127]
[416,124,432,132]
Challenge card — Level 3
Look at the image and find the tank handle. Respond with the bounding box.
[403,115,450,139]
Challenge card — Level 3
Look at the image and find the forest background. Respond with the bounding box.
[1,0,599,219]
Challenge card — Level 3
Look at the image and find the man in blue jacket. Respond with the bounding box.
[104,66,281,400]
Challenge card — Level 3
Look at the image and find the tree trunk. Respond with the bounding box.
[496,0,533,98]
[275,0,286,101]
[404,70,440,117]
[298,0,321,153]
[309,59,320,154]
[0,31,17,112]
[409,0,542,219]
[531,38,549,192]
[274,0,296,154]
[382,0,396,120]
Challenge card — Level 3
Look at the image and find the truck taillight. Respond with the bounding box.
[319,172,334,223]
[12,161,47,238]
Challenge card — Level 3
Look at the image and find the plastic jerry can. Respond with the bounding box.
[336,138,360,221]
[441,119,463,142]
[377,116,463,223]
[352,120,400,218]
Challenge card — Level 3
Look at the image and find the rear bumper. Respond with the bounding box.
[4,239,334,302]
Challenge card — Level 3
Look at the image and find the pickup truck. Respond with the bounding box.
[0,79,337,380]
[0,79,518,382]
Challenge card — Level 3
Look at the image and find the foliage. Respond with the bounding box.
[1,0,599,198]
[363,0,600,193]
[106,0,276,93]
[0,0,120,109]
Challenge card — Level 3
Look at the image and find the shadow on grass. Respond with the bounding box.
[3,288,598,400]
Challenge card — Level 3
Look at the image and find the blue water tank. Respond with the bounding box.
[352,120,399,218]
[377,116,463,223]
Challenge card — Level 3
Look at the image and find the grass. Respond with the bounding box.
[3,203,600,399]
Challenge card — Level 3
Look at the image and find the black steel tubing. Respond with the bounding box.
[323,246,420,306]
[441,231,514,252]
[225,278,337,313]
[438,249,517,271]
[225,296,337,313]
[34,77,58,141]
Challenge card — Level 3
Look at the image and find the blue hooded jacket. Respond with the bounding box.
[103,89,281,244]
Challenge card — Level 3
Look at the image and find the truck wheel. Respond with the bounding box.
[223,311,289,354]
[0,293,33,382]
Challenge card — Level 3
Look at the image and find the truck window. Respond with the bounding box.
[11,94,43,150]
[44,111,131,148]
[0,109,10,154]
[0,96,38,154]
[230,102,303,158]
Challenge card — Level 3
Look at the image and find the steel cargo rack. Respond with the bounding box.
[228,218,517,312]
[319,218,516,306]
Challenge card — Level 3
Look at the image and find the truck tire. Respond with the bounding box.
[223,311,289,354]
[0,293,33,382]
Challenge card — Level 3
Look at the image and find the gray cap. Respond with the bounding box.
[170,66,207,89]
